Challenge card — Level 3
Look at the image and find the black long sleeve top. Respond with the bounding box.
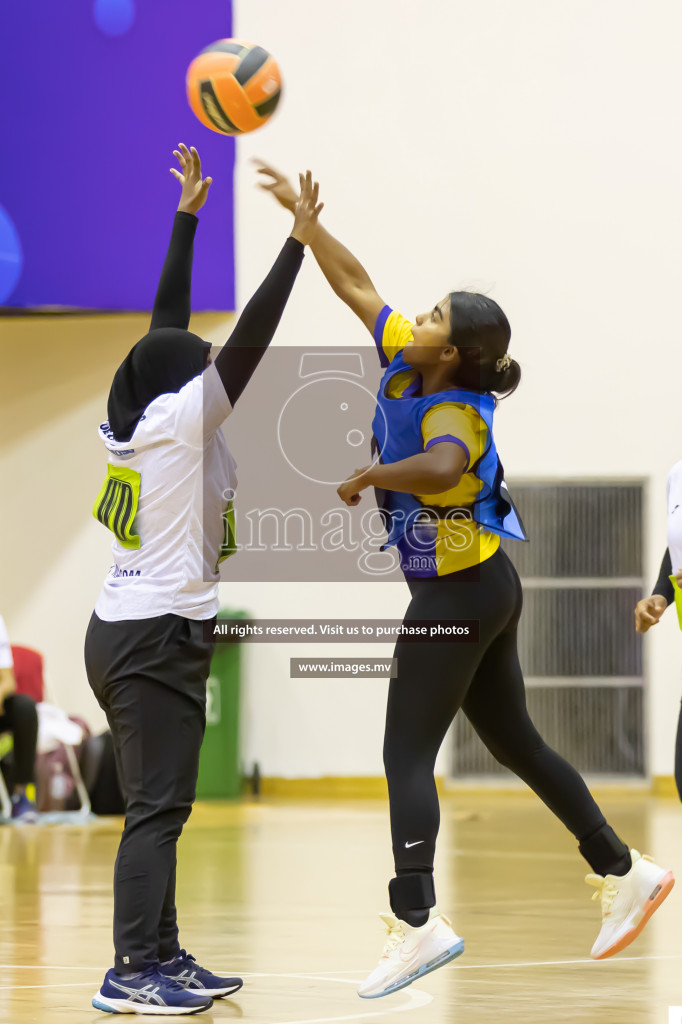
[150,211,304,407]
[652,547,674,606]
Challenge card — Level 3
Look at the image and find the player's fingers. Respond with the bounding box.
[179,143,192,171]
[173,149,186,168]
[254,160,277,175]
[170,168,184,182]
[634,608,650,629]
[311,181,319,205]
[313,202,324,217]
[191,146,202,177]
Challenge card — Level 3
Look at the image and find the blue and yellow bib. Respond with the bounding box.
[372,348,527,578]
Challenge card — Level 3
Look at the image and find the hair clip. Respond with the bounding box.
[495,353,511,373]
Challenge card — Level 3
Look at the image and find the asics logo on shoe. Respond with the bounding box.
[109,979,165,1005]
[404,840,424,848]
[175,970,201,988]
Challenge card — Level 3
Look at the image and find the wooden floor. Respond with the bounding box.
[2,791,681,1023]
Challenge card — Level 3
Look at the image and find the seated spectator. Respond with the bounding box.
[0,614,38,822]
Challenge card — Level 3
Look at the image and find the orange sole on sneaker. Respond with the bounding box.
[593,871,675,960]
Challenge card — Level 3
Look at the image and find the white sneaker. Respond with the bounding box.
[357,910,464,999]
[586,849,674,959]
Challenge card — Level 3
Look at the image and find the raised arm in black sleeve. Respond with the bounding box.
[149,212,198,331]
[652,547,674,606]
[215,236,304,407]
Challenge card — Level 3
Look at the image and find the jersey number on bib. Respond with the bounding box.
[217,499,237,566]
[93,466,142,549]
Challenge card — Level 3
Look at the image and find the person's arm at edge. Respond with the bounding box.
[653,547,674,605]
[635,547,672,633]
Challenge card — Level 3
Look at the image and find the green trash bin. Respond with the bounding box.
[195,609,248,799]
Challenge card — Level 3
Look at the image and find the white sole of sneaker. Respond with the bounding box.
[92,991,211,1015]
[194,982,242,998]
[358,938,465,999]
[593,870,675,960]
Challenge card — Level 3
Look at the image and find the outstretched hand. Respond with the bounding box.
[289,170,323,247]
[254,159,298,213]
[171,143,212,215]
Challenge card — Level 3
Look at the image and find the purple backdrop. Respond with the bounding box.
[1,0,235,310]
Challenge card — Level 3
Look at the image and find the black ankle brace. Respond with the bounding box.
[388,872,436,919]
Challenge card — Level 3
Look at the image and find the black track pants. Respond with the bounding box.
[84,612,214,974]
[0,694,38,785]
[383,548,630,919]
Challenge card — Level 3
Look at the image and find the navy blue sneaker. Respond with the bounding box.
[160,950,243,998]
[11,793,38,823]
[92,966,212,1014]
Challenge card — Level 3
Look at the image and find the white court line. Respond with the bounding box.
[255,953,682,974]
[3,953,681,999]
[0,964,103,970]
[0,968,434,1024]
[3,952,682,976]
[0,981,97,991]
[446,955,682,970]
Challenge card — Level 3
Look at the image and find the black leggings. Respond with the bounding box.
[0,694,38,786]
[384,547,631,922]
[85,612,214,974]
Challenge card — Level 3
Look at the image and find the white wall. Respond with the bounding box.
[228,0,682,777]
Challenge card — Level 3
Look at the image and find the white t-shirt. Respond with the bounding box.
[0,614,13,670]
[667,460,682,578]
[94,362,236,622]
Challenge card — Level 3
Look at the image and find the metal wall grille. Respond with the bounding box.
[452,482,645,779]
[516,589,642,677]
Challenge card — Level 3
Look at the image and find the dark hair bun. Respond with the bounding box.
[493,357,521,398]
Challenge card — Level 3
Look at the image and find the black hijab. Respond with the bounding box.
[107,328,211,442]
